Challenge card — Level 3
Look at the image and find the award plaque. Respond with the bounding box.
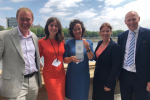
[76,40,84,61]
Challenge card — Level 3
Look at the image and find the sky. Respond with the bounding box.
[0,0,150,31]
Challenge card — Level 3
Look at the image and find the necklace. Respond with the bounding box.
[49,38,59,61]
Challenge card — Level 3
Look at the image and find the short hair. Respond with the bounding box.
[69,19,86,38]
[44,17,64,42]
[99,23,113,31]
[16,7,34,19]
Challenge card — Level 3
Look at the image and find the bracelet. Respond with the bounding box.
[86,49,91,52]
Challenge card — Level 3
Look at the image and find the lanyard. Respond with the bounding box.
[49,38,59,61]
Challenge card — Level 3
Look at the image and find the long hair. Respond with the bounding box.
[44,17,64,42]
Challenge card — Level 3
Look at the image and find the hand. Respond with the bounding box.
[147,82,150,91]
[104,86,111,91]
[83,39,90,50]
[71,56,81,63]
[40,67,43,71]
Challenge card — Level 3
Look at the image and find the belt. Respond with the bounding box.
[24,72,37,78]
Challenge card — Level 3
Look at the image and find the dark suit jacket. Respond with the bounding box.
[94,38,121,89]
[118,27,150,86]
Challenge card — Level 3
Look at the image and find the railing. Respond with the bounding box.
[0,62,121,100]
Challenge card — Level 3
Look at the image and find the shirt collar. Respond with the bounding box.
[129,25,140,34]
[17,26,32,38]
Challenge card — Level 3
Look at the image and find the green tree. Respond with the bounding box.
[5,27,12,30]
[62,28,69,37]
[85,31,92,37]
[30,27,37,34]
[37,27,45,37]
[92,31,99,37]
[112,30,124,37]
[0,26,4,31]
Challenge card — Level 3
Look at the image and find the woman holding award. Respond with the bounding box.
[64,19,94,100]
[38,17,65,100]
[92,23,121,100]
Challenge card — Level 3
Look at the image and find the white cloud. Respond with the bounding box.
[41,15,50,21]
[85,0,150,31]
[105,0,125,6]
[98,5,102,8]
[0,7,13,10]
[44,0,83,10]
[51,12,72,17]
[39,8,53,13]
[0,0,2,2]
[97,0,104,1]
[11,0,35,2]
[80,3,84,6]
[37,0,150,31]
[11,0,25,2]
[39,0,83,14]
[73,8,98,19]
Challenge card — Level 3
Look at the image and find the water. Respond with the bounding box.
[0,42,98,70]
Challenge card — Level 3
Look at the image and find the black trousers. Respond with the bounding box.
[119,69,149,100]
[92,77,114,100]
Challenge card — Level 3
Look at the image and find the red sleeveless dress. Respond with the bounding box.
[38,38,65,100]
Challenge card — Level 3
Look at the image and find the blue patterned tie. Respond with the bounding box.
[126,32,135,66]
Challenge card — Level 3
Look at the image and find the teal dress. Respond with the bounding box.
[64,39,94,100]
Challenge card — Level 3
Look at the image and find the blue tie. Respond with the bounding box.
[126,32,135,66]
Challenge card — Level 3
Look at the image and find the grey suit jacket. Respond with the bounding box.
[0,27,42,98]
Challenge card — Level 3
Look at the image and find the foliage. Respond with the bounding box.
[0,26,4,31]
[5,27,13,30]
[30,27,37,34]
[30,27,45,37]
[0,26,124,37]
[62,28,69,37]
[112,30,124,37]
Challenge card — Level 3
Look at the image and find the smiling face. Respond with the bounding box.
[17,10,33,33]
[48,21,59,38]
[125,11,140,31]
[72,23,82,40]
[100,26,111,40]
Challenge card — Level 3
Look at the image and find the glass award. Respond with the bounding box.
[76,40,84,61]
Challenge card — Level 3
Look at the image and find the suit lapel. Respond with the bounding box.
[96,38,113,59]
[31,33,40,70]
[32,33,38,54]
[136,27,144,55]
[94,41,102,60]
[122,31,128,54]
[11,27,24,60]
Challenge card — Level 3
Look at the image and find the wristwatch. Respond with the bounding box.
[86,49,91,52]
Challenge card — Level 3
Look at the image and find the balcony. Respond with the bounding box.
[0,62,121,100]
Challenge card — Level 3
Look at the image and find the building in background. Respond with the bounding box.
[6,17,18,28]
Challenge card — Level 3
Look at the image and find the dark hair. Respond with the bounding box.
[69,19,86,38]
[44,17,64,42]
[16,7,34,19]
[99,23,113,31]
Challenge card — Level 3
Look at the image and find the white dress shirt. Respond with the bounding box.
[123,26,140,72]
[17,26,38,75]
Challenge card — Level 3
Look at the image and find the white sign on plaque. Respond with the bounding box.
[76,40,84,61]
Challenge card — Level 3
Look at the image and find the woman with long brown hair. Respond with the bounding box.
[38,17,65,100]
